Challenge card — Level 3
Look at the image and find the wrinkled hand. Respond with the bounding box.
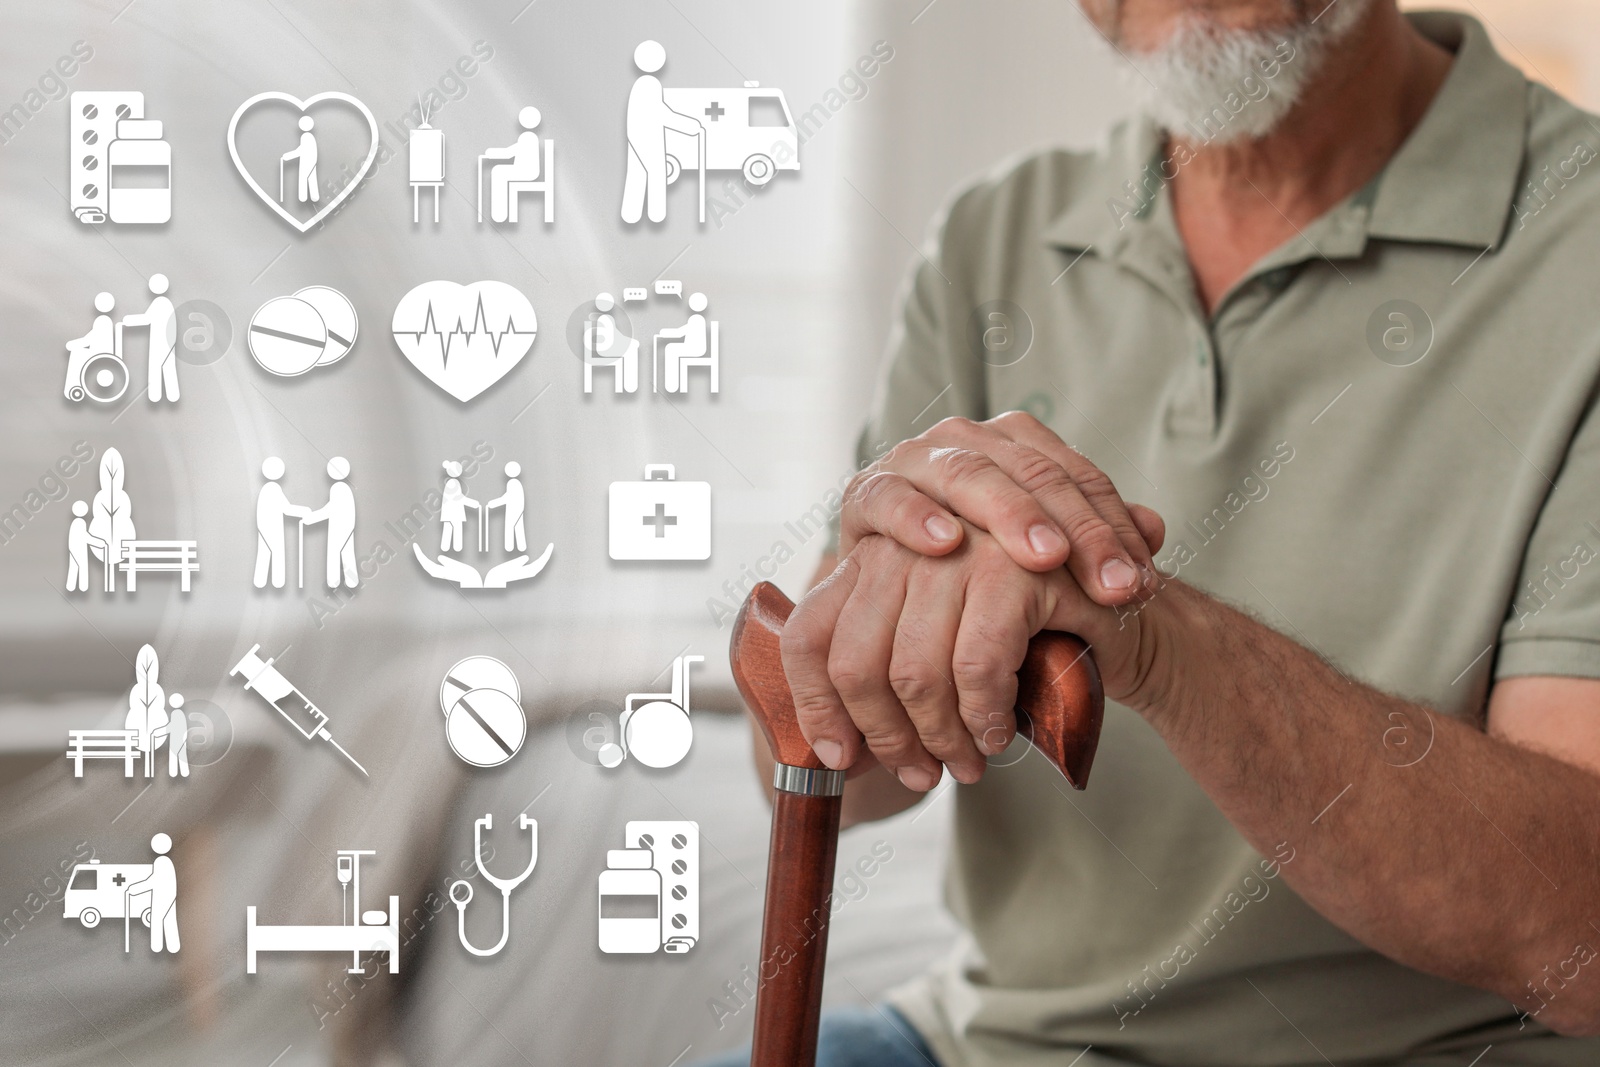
[843,413,1164,603]
[781,527,1163,791]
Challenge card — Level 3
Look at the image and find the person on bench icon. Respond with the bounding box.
[483,106,542,223]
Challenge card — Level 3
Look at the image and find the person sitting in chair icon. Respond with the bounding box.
[483,106,542,223]
[655,292,711,393]
[587,293,639,394]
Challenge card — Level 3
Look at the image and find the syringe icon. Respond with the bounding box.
[230,644,369,777]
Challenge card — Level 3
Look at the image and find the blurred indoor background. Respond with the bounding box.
[1,2,1595,1065]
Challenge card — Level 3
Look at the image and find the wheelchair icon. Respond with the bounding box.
[66,349,130,404]
[64,291,132,404]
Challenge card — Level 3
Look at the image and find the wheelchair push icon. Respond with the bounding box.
[64,291,131,404]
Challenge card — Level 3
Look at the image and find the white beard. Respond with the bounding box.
[1103,0,1373,144]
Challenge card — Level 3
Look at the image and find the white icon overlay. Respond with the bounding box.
[585,280,717,396]
[64,644,194,780]
[230,645,368,776]
[248,287,358,377]
[64,274,179,405]
[448,813,537,957]
[392,280,536,402]
[408,101,445,224]
[622,41,799,226]
[71,91,171,225]
[67,448,198,594]
[413,459,553,588]
[252,456,358,590]
[246,848,398,974]
[227,91,378,234]
[598,654,703,770]
[477,105,554,224]
[439,656,525,768]
[64,833,180,954]
[598,821,699,954]
[608,464,711,561]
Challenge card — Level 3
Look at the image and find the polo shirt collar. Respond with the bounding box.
[1365,12,1526,250]
[1040,12,1528,260]
[1040,120,1164,256]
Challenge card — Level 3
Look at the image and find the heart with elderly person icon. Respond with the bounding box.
[226,91,378,234]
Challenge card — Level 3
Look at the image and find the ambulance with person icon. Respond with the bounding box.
[660,82,800,188]
[63,858,154,930]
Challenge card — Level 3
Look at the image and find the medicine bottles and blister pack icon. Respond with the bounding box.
[71,91,172,225]
[598,821,699,955]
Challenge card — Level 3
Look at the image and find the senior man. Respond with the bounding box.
[706,1,1600,1065]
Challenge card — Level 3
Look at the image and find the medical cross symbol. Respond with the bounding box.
[643,503,678,538]
[112,873,126,887]
[704,101,725,121]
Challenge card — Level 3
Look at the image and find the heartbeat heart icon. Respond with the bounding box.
[392,281,538,402]
[227,91,378,234]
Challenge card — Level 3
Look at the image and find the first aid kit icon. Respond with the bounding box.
[608,464,710,561]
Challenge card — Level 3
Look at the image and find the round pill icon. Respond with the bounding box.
[440,655,520,713]
[440,656,525,768]
[445,687,526,767]
[295,286,359,367]
[249,296,327,376]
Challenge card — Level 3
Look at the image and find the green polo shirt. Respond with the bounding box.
[857,12,1600,1066]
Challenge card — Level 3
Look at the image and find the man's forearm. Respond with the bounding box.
[1134,580,1600,1033]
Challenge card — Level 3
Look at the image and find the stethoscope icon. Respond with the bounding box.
[448,813,537,957]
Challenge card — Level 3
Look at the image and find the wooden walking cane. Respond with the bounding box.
[730,581,1104,1067]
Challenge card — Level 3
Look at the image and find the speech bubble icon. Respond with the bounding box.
[655,279,683,297]
[622,288,649,303]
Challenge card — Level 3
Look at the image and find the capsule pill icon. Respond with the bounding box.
[440,656,526,768]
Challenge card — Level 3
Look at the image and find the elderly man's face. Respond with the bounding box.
[1079,0,1373,142]
[1080,0,1323,50]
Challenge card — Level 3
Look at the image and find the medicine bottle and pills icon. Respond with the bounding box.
[71,91,172,226]
[248,287,358,377]
[440,656,527,768]
[598,821,699,955]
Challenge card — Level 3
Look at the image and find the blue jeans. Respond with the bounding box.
[693,1005,938,1067]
